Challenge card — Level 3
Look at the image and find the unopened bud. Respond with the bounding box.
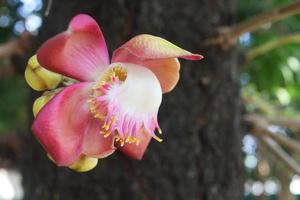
[33,91,57,117]
[69,156,98,172]
[25,55,62,91]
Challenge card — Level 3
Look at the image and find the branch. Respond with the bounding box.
[245,114,300,154]
[241,91,277,115]
[44,0,53,16]
[259,135,300,175]
[0,32,31,60]
[265,115,300,130]
[268,131,300,154]
[245,113,300,130]
[232,2,300,39]
[205,1,300,48]
[0,64,16,78]
[245,114,300,175]
[246,33,300,60]
[0,133,23,154]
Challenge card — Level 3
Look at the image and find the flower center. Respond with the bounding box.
[88,63,163,146]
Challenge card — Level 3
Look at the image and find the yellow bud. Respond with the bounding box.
[69,156,98,172]
[33,92,56,117]
[25,55,62,91]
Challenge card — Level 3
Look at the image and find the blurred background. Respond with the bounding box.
[2,0,300,199]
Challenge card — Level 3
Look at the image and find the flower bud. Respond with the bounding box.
[25,55,62,91]
[69,156,98,172]
[33,91,57,117]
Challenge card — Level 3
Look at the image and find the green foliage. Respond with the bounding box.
[0,75,29,133]
[0,0,43,134]
[238,0,300,115]
[237,0,294,22]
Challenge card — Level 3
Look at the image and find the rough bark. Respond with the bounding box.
[20,0,243,199]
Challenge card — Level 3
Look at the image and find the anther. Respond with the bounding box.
[158,129,162,134]
[104,132,111,138]
[153,136,163,143]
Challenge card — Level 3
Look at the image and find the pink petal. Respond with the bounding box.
[112,34,203,60]
[37,14,109,81]
[143,58,180,93]
[112,34,203,93]
[32,82,93,166]
[117,132,152,160]
[82,117,116,158]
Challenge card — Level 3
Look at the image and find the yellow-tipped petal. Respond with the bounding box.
[25,55,63,91]
[47,154,55,163]
[33,92,56,117]
[69,156,98,172]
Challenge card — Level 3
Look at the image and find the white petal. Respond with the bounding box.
[107,62,162,116]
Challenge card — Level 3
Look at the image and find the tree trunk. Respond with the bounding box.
[20,0,244,199]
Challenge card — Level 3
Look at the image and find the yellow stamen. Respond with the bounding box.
[94,114,101,118]
[103,132,111,138]
[136,139,140,145]
[112,134,142,146]
[100,131,106,135]
[153,136,163,143]
[111,116,118,124]
[115,135,120,141]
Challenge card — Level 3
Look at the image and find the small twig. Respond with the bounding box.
[245,114,300,154]
[267,130,300,155]
[241,92,277,115]
[246,33,300,60]
[205,1,300,49]
[245,113,300,175]
[259,135,300,175]
[0,64,16,78]
[0,38,22,59]
[44,0,53,17]
[245,113,300,174]
[232,2,300,39]
[266,115,300,131]
[0,133,23,155]
[245,113,300,130]
[0,32,31,60]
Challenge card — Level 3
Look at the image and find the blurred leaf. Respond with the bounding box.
[0,75,29,133]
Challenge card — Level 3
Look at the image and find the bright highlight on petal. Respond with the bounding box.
[69,156,98,172]
[89,63,162,146]
[25,55,62,91]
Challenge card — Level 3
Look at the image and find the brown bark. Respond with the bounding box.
[20,0,244,200]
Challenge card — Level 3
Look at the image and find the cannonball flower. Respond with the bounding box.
[27,14,203,169]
